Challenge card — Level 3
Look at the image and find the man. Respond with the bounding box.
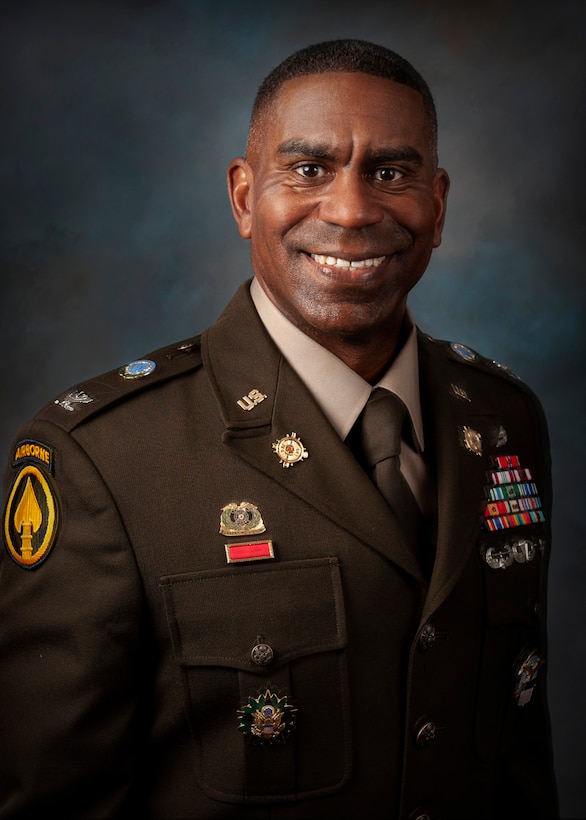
[0,40,557,819]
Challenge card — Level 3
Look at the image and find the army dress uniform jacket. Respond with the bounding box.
[0,282,557,819]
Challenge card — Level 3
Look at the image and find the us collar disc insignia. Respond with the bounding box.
[220,501,266,536]
[119,359,157,379]
[225,540,274,564]
[4,464,60,568]
[460,426,483,456]
[237,688,297,745]
[272,432,309,468]
[450,342,478,362]
[237,388,268,412]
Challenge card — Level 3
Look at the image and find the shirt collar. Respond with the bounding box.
[250,277,424,451]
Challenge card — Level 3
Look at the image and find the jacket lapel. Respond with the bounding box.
[202,283,425,584]
[418,335,498,619]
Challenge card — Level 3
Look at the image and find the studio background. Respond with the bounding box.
[1,1,584,816]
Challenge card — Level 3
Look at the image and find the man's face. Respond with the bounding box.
[228,72,449,346]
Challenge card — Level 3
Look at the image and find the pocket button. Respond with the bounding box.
[251,642,274,666]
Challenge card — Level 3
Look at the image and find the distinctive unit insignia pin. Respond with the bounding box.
[225,540,274,564]
[54,390,94,412]
[3,465,60,569]
[237,688,297,745]
[272,432,309,468]
[119,359,157,379]
[460,426,483,456]
[220,502,266,536]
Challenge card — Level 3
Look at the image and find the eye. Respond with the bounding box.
[372,167,404,182]
[294,164,326,179]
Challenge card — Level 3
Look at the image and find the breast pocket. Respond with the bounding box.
[160,556,351,804]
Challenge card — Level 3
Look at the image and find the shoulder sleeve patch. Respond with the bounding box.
[12,439,55,473]
[3,463,60,569]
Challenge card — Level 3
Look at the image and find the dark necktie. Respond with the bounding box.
[352,388,427,560]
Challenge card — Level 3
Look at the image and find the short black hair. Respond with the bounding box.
[248,39,438,163]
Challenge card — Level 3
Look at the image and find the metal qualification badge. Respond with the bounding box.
[219,502,266,536]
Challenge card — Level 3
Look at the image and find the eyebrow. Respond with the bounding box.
[276,139,423,166]
[277,140,335,159]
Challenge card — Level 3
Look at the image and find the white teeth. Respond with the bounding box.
[311,254,384,269]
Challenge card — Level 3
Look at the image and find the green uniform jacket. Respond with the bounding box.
[0,282,557,819]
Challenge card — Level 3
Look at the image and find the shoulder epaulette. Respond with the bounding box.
[419,331,522,382]
[36,336,203,432]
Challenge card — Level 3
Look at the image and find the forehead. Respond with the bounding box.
[257,72,431,157]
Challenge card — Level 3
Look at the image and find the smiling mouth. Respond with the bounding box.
[310,253,385,270]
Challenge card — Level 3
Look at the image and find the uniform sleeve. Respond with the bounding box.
[0,419,147,818]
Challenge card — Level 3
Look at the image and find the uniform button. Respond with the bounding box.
[415,721,437,748]
[251,643,273,666]
[418,623,437,651]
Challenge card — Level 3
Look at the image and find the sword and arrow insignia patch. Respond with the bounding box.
[4,462,60,569]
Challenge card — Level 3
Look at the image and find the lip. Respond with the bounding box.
[309,253,386,270]
[306,252,389,281]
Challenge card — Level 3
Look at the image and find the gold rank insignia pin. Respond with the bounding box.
[3,464,60,568]
[272,432,309,468]
[220,501,266,536]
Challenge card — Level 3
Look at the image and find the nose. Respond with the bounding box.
[317,171,384,229]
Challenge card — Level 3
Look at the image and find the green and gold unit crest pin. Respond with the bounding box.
[4,440,60,569]
[237,688,297,745]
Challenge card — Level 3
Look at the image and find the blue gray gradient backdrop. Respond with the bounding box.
[1,1,584,816]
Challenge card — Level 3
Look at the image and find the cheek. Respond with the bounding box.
[396,195,438,232]
[252,192,309,240]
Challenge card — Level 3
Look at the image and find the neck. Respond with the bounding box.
[303,319,407,384]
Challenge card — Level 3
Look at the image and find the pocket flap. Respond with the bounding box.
[161,557,347,671]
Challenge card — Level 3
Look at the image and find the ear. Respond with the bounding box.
[227,157,253,239]
[432,168,450,248]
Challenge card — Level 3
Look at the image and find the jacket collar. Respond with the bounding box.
[417,334,500,618]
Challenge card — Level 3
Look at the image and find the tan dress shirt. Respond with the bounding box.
[250,279,433,520]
